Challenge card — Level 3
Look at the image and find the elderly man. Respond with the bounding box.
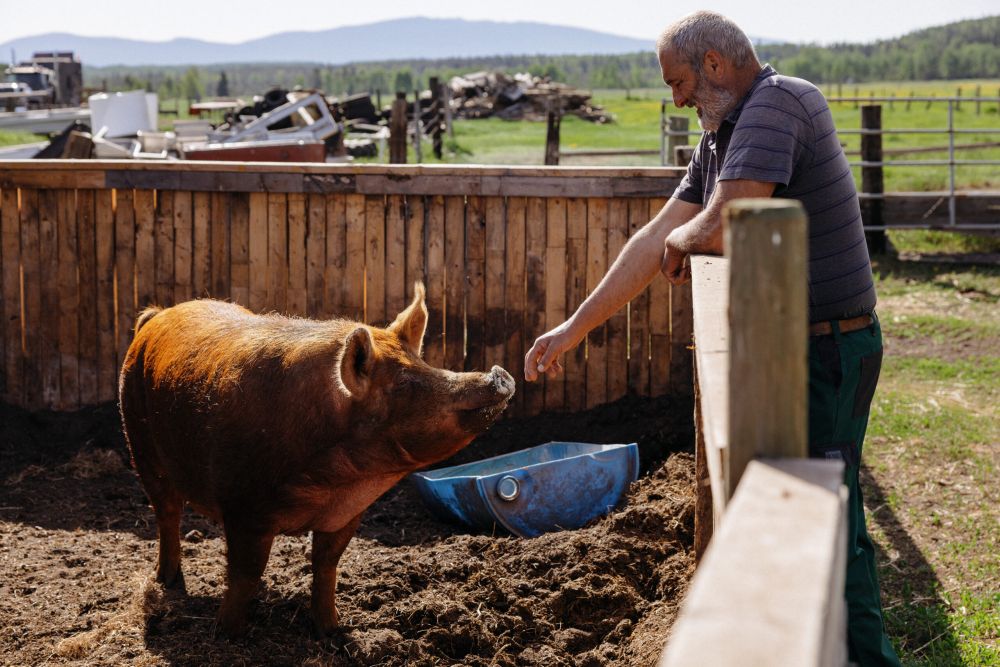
[524,10,900,667]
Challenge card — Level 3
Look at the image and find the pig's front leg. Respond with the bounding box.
[216,524,275,637]
[311,514,362,636]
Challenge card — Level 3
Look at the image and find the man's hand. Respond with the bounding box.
[523,320,583,382]
[661,226,692,285]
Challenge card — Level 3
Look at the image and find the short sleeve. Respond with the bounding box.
[719,85,812,187]
[671,134,706,205]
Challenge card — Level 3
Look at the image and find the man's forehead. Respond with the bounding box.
[659,49,692,77]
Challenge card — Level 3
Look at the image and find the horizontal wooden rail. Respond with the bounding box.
[659,459,848,667]
[0,160,694,413]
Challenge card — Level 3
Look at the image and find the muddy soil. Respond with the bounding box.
[0,393,695,666]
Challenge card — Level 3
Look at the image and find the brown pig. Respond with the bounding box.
[118,283,514,636]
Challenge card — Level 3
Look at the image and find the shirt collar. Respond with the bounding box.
[724,63,778,124]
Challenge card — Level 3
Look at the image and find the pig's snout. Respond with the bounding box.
[489,366,516,398]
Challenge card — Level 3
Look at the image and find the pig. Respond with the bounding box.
[118,283,514,636]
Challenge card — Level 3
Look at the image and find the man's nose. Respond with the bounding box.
[672,89,687,108]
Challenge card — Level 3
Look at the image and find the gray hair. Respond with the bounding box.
[656,11,758,72]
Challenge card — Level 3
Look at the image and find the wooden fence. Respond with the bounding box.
[0,161,693,413]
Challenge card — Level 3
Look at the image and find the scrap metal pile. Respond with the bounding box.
[446,71,612,123]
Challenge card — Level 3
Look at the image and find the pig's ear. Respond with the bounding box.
[388,282,428,357]
[338,326,375,397]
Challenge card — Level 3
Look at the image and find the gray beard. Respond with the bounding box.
[693,77,738,132]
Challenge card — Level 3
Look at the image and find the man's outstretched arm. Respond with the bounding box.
[524,196,701,381]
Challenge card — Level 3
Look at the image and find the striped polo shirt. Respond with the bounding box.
[673,64,877,323]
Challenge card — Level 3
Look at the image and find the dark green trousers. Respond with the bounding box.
[808,314,901,667]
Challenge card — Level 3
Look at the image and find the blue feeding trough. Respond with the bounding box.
[409,441,639,538]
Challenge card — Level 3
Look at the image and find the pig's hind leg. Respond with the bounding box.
[311,514,363,636]
[216,522,275,637]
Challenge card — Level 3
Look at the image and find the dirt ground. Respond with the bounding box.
[0,392,695,667]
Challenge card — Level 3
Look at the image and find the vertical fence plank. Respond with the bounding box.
[306,193,326,318]
[465,195,486,372]
[627,199,651,396]
[192,192,211,298]
[230,192,250,308]
[287,192,308,317]
[57,189,79,409]
[385,194,406,318]
[211,192,232,301]
[649,198,671,396]
[424,195,446,367]
[365,195,386,325]
[173,190,193,305]
[502,197,526,414]
[606,198,629,403]
[20,189,42,408]
[1,187,21,402]
[585,197,608,409]
[248,192,268,312]
[114,190,136,373]
[523,197,549,416]
[267,193,288,313]
[544,197,567,411]
[39,190,60,407]
[344,194,366,322]
[670,281,694,396]
[95,190,116,403]
[134,190,155,310]
[76,189,98,405]
[324,194,347,318]
[444,195,465,371]
[485,196,507,374]
[404,196,426,310]
[565,197,588,411]
[154,189,175,307]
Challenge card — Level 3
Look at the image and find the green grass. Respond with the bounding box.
[0,129,44,147]
[866,247,999,665]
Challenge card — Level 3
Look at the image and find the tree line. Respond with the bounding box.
[77,16,998,100]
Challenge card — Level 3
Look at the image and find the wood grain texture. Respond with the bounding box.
[606,197,629,403]
[211,192,231,300]
[1,187,21,402]
[585,198,608,409]
[522,197,547,416]
[56,189,79,409]
[564,197,587,411]
[627,198,651,396]
[543,197,567,411]
[39,190,61,406]
[444,195,465,371]
[484,196,507,373]
[344,194,365,321]
[464,195,486,372]
[248,192,268,312]
[725,199,808,496]
[267,193,288,313]
[172,190,193,304]
[323,194,347,318]
[365,195,386,325]
[113,190,135,373]
[385,195,407,318]
[192,192,211,298]
[503,197,528,406]
[133,190,155,311]
[404,196,426,315]
[648,198,671,397]
[75,189,98,405]
[424,195,446,368]
[94,189,116,402]
[287,192,308,316]
[19,189,43,408]
[153,190,175,307]
[229,193,250,307]
[305,193,326,318]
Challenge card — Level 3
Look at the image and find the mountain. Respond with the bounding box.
[0,18,654,67]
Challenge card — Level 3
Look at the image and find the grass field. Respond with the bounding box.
[867,252,999,666]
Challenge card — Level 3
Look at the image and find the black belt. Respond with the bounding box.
[809,313,873,336]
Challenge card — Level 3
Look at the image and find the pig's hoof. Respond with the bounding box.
[155,567,185,591]
[214,609,249,639]
[311,608,340,637]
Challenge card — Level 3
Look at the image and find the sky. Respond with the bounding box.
[1,0,996,46]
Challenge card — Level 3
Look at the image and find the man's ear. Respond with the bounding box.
[703,49,724,78]
[388,282,428,357]
[338,326,375,397]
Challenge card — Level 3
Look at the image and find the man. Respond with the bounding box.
[523,10,900,666]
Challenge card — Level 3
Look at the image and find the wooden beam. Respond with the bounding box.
[724,199,808,497]
[659,459,848,667]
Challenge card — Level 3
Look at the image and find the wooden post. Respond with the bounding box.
[693,362,713,563]
[413,88,422,163]
[674,145,695,168]
[429,77,443,160]
[861,105,886,254]
[544,95,561,166]
[975,85,981,115]
[389,91,408,164]
[955,87,961,112]
[723,199,808,498]
[667,115,689,166]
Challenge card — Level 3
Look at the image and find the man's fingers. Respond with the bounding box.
[524,340,548,381]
